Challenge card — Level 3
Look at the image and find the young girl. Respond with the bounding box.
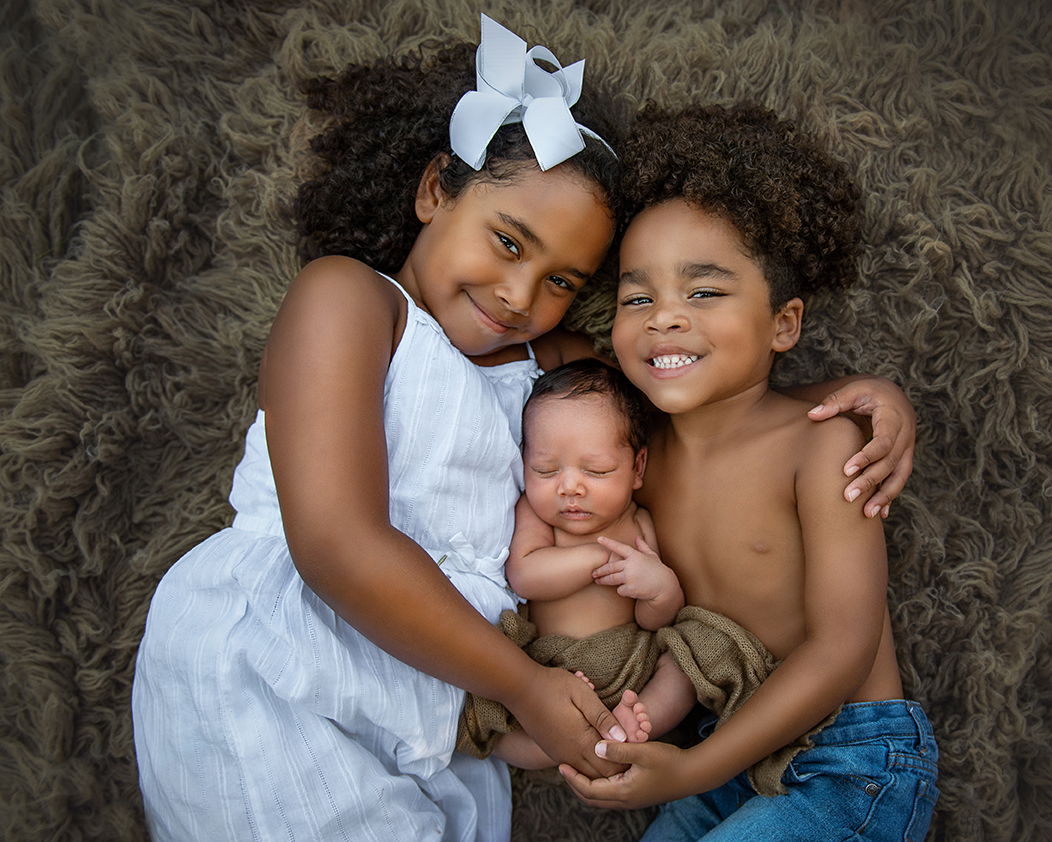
[132,16,915,842]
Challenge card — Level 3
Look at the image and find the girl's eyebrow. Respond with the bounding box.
[498,212,541,247]
[497,211,592,281]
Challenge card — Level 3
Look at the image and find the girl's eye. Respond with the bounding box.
[585,470,612,477]
[690,288,723,299]
[533,468,558,477]
[619,293,652,306]
[497,233,520,256]
[548,276,574,291]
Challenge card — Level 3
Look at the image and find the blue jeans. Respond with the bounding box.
[642,701,939,842]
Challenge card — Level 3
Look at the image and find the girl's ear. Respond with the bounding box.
[415,154,451,223]
[772,298,803,353]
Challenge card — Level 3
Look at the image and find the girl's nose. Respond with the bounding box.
[496,274,537,317]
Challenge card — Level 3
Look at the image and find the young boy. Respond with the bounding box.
[456,359,696,769]
[561,105,939,841]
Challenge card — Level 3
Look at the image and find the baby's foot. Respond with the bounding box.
[573,670,596,690]
[612,689,652,743]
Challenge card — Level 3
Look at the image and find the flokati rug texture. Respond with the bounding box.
[2,1,1050,840]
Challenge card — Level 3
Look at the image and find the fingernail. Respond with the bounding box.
[809,404,824,414]
[847,488,860,502]
[845,464,860,477]
[882,505,890,518]
[609,725,626,742]
[596,741,608,758]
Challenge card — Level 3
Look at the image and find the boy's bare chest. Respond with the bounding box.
[639,445,806,647]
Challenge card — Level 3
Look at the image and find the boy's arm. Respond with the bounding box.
[561,420,888,807]
[592,508,683,631]
[782,374,916,519]
[506,494,609,601]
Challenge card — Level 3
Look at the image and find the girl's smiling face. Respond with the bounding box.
[612,199,801,417]
[397,161,614,362]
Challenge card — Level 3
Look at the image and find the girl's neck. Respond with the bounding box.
[467,345,531,367]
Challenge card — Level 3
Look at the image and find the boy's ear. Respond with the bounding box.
[633,446,648,490]
[772,298,804,353]
[415,154,451,223]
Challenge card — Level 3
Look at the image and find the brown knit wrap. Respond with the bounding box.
[657,606,839,796]
[456,606,661,759]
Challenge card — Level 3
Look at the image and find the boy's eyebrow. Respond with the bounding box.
[681,261,737,281]
[618,262,737,286]
[497,212,591,281]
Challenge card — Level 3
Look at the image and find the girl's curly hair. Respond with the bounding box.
[620,103,863,309]
[294,43,624,274]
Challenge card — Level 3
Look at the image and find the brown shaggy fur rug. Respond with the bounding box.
[2,1,1050,840]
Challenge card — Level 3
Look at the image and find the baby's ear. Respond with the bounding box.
[633,446,648,489]
[415,154,451,223]
[772,298,803,352]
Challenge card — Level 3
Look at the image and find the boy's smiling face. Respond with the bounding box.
[612,199,801,417]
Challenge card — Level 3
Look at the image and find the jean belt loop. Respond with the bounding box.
[906,701,928,754]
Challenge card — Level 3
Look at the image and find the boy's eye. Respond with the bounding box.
[585,470,612,477]
[497,233,520,256]
[619,293,652,307]
[532,468,558,477]
[690,288,723,299]
[548,276,575,291]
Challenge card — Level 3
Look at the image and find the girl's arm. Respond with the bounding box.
[782,375,916,519]
[506,494,609,600]
[560,419,889,807]
[263,257,625,777]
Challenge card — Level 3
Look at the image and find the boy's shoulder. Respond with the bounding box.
[762,391,865,468]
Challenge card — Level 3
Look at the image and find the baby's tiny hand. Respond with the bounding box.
[593,536,673,602]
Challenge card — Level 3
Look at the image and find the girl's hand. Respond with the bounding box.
[510,666,629,779]
[807,376,916,518]
[558,739,701,810]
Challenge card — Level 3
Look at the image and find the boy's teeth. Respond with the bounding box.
[649,354,699,369]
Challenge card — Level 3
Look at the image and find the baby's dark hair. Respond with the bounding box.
[523,359,651,454]
[294,43,624,274]
[621,103,863,309]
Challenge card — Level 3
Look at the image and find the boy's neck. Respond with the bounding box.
[664,380,778,445]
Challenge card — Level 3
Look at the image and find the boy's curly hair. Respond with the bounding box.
[620,103,863,308]
[294,43,624,275]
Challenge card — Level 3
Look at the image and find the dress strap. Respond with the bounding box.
[377,271,413,305]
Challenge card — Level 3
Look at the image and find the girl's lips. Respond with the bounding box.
[560,508,591,520]
[470,297,513,334]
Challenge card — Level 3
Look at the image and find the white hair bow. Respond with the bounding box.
[450,15,608,171]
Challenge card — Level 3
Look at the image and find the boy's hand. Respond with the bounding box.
[558,739,700,810]
[807,376,916,519]
[592,536,684,630]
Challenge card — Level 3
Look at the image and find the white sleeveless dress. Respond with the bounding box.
[132,275,539,841]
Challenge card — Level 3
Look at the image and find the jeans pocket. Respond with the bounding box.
[904,777,939,842]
